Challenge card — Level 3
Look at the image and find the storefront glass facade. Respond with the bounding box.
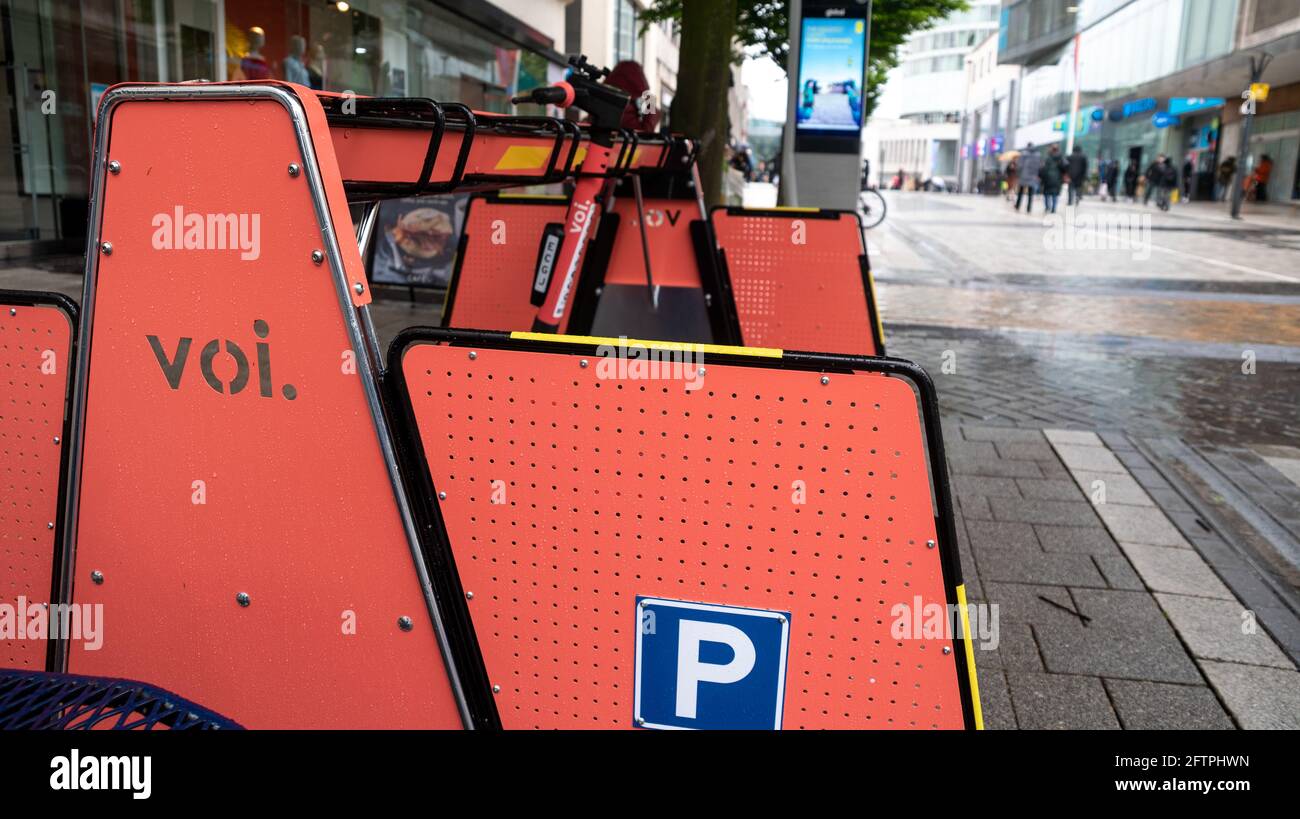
[0,0,560,241]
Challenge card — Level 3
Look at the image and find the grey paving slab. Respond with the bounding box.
[1117,543,1234,599]
[1045,430,1104,447]
[964,519,1038,551]
[995,442,1058,462]
[1006,672,1120,729]
[953,474,1021,499]
[1092,555,1148,591]
[989,497,1099,526]
[1154,594,1293,669]
[961,427,1047,444]
[1070,470,1154,506]
[1095,503,1191,547]
[976,669,1017,730]
[997,623,1044,672]
[1201,661,1300,729]
[946,458,1044,479]
[1035,524,1119,555]
[1103,679,1234,730]
[958,493,994,520]
[1053,443,1127,474]
[976,547,1108,587]
[1016,478,1084,502]
[982,582,1088,627]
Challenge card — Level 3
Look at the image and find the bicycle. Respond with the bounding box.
[858,186,887,229]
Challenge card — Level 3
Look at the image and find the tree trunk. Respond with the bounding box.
[670,0,737,207]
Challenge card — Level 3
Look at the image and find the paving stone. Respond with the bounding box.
[989,497,1099,526]
[1095,504,1190,547]
[1103,680,1234,730]
[1031,588,1205,684]
[1154,594,1293,669]
[1053,443,1127,473]
[1016,478,1084,501]
[961,427,1046,444]
[995,623,1043,672]
[1143,486,1194,514]
[976,548,1106,587]
[958,493,993,520]
[1034,524,1118,555]
[945,440,998,463]
[1127,466,1172,491]
[1070,470,1153,506]
[982,581,1095,625]
[1098,431,1135,451]
[964,519,1038,551]
[995,442,1058,461]
[976,669,1017,730]
[1118,543,1234,600]
[1092,555,1147,591]
[1201,661,1300,729]
[953,474,1021,499]
[946,458,1043,479]
[1044,429,1104,447]
[1006,672,1120,729]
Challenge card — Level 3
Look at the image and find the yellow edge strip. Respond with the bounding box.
[509,331,783,359]
[745,205,820,213]
[955,583,984,730]
[867,271,887,347]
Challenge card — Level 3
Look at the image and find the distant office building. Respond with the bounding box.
[958,32,1022,192]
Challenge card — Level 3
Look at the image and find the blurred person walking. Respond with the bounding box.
[1015,144,1041,213]
[1066,145,1088,206]
[1040,145,1066,213]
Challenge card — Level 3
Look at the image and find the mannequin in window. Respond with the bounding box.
[241,29,272,81]
[283,35,310,86]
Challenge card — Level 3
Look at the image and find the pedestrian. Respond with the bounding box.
[1015,143,1041,213]
[1246,154,1273,202]
[1039,145,1065,213]
[1143,155,1165,206]
[1105,159,1120,202]
[1124,159,1140,201]
[1155,155,1177,211]
[1004,158,1019,201]
[1182,155,1194,202]
[1066,145,1088,206]
[1216,156,1237,201]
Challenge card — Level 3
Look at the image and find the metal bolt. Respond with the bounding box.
[492,684,501,694]
[311,250,324,265]
[468,351,477,360]
[697,367,706,377]
[926,540,936,549]
[107,160,121,175]
[465,591,474,600]
[777,615,786,624]
[636,716,646,725]
[438,491,447,500]
[397,616,413,632]
[100,242,113,255]
[46,522,54,530]
[53,436,60,445]
[820,375,830,385]
[580,359,589,368]
[90,571,104,585]
[7,308,14,316]
[287,163,301,178]
[942,646,952,655]
[236,592,250,607]
[353,282,364,295]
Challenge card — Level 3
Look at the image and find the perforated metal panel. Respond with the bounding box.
[395,330,973,729]
[711,208,884,356]
[1,293,74,671]
[443,195,568,331]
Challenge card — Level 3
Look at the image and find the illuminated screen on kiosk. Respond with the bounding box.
[796,16,866,133]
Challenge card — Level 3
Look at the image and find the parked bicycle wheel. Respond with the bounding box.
[859,188,887,229]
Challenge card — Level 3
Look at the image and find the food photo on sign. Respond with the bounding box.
[370,195,468,288]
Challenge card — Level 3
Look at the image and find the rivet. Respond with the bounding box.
[397,616,413,632]
[311,250,324,265]
[580,359,589,368]
[468,351,477,360]
[820,375,830,385]
[107,160,121,174]
[236,592,250,607]
[636,716,646,725]
[942,646,952,655]
[926,540,936,549]
[90,570,104,585]
[353,282,364,295]
[697,367,706,377]
[777,615,787,624]
[287,163,301,177]
[7,308,14,316]
[53,436,60,445]
[100,242,113,255]
[492,684,501,694]
[46,522,54,530]
[465,591,474,600]
[438,491,447,500]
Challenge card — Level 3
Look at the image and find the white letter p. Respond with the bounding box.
[675,620,756,719]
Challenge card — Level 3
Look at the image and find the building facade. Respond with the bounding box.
[958,31,1022,192]
[1000,0,1300,204]
[868,0,1001,187]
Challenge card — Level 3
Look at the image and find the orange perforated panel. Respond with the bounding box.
[400,336,968,729]
[1,296,73,670]
[67,88,463,728]
[444,196,568,331]
[711,208,883,356]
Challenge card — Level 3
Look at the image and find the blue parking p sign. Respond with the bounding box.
[634,596,791,730]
